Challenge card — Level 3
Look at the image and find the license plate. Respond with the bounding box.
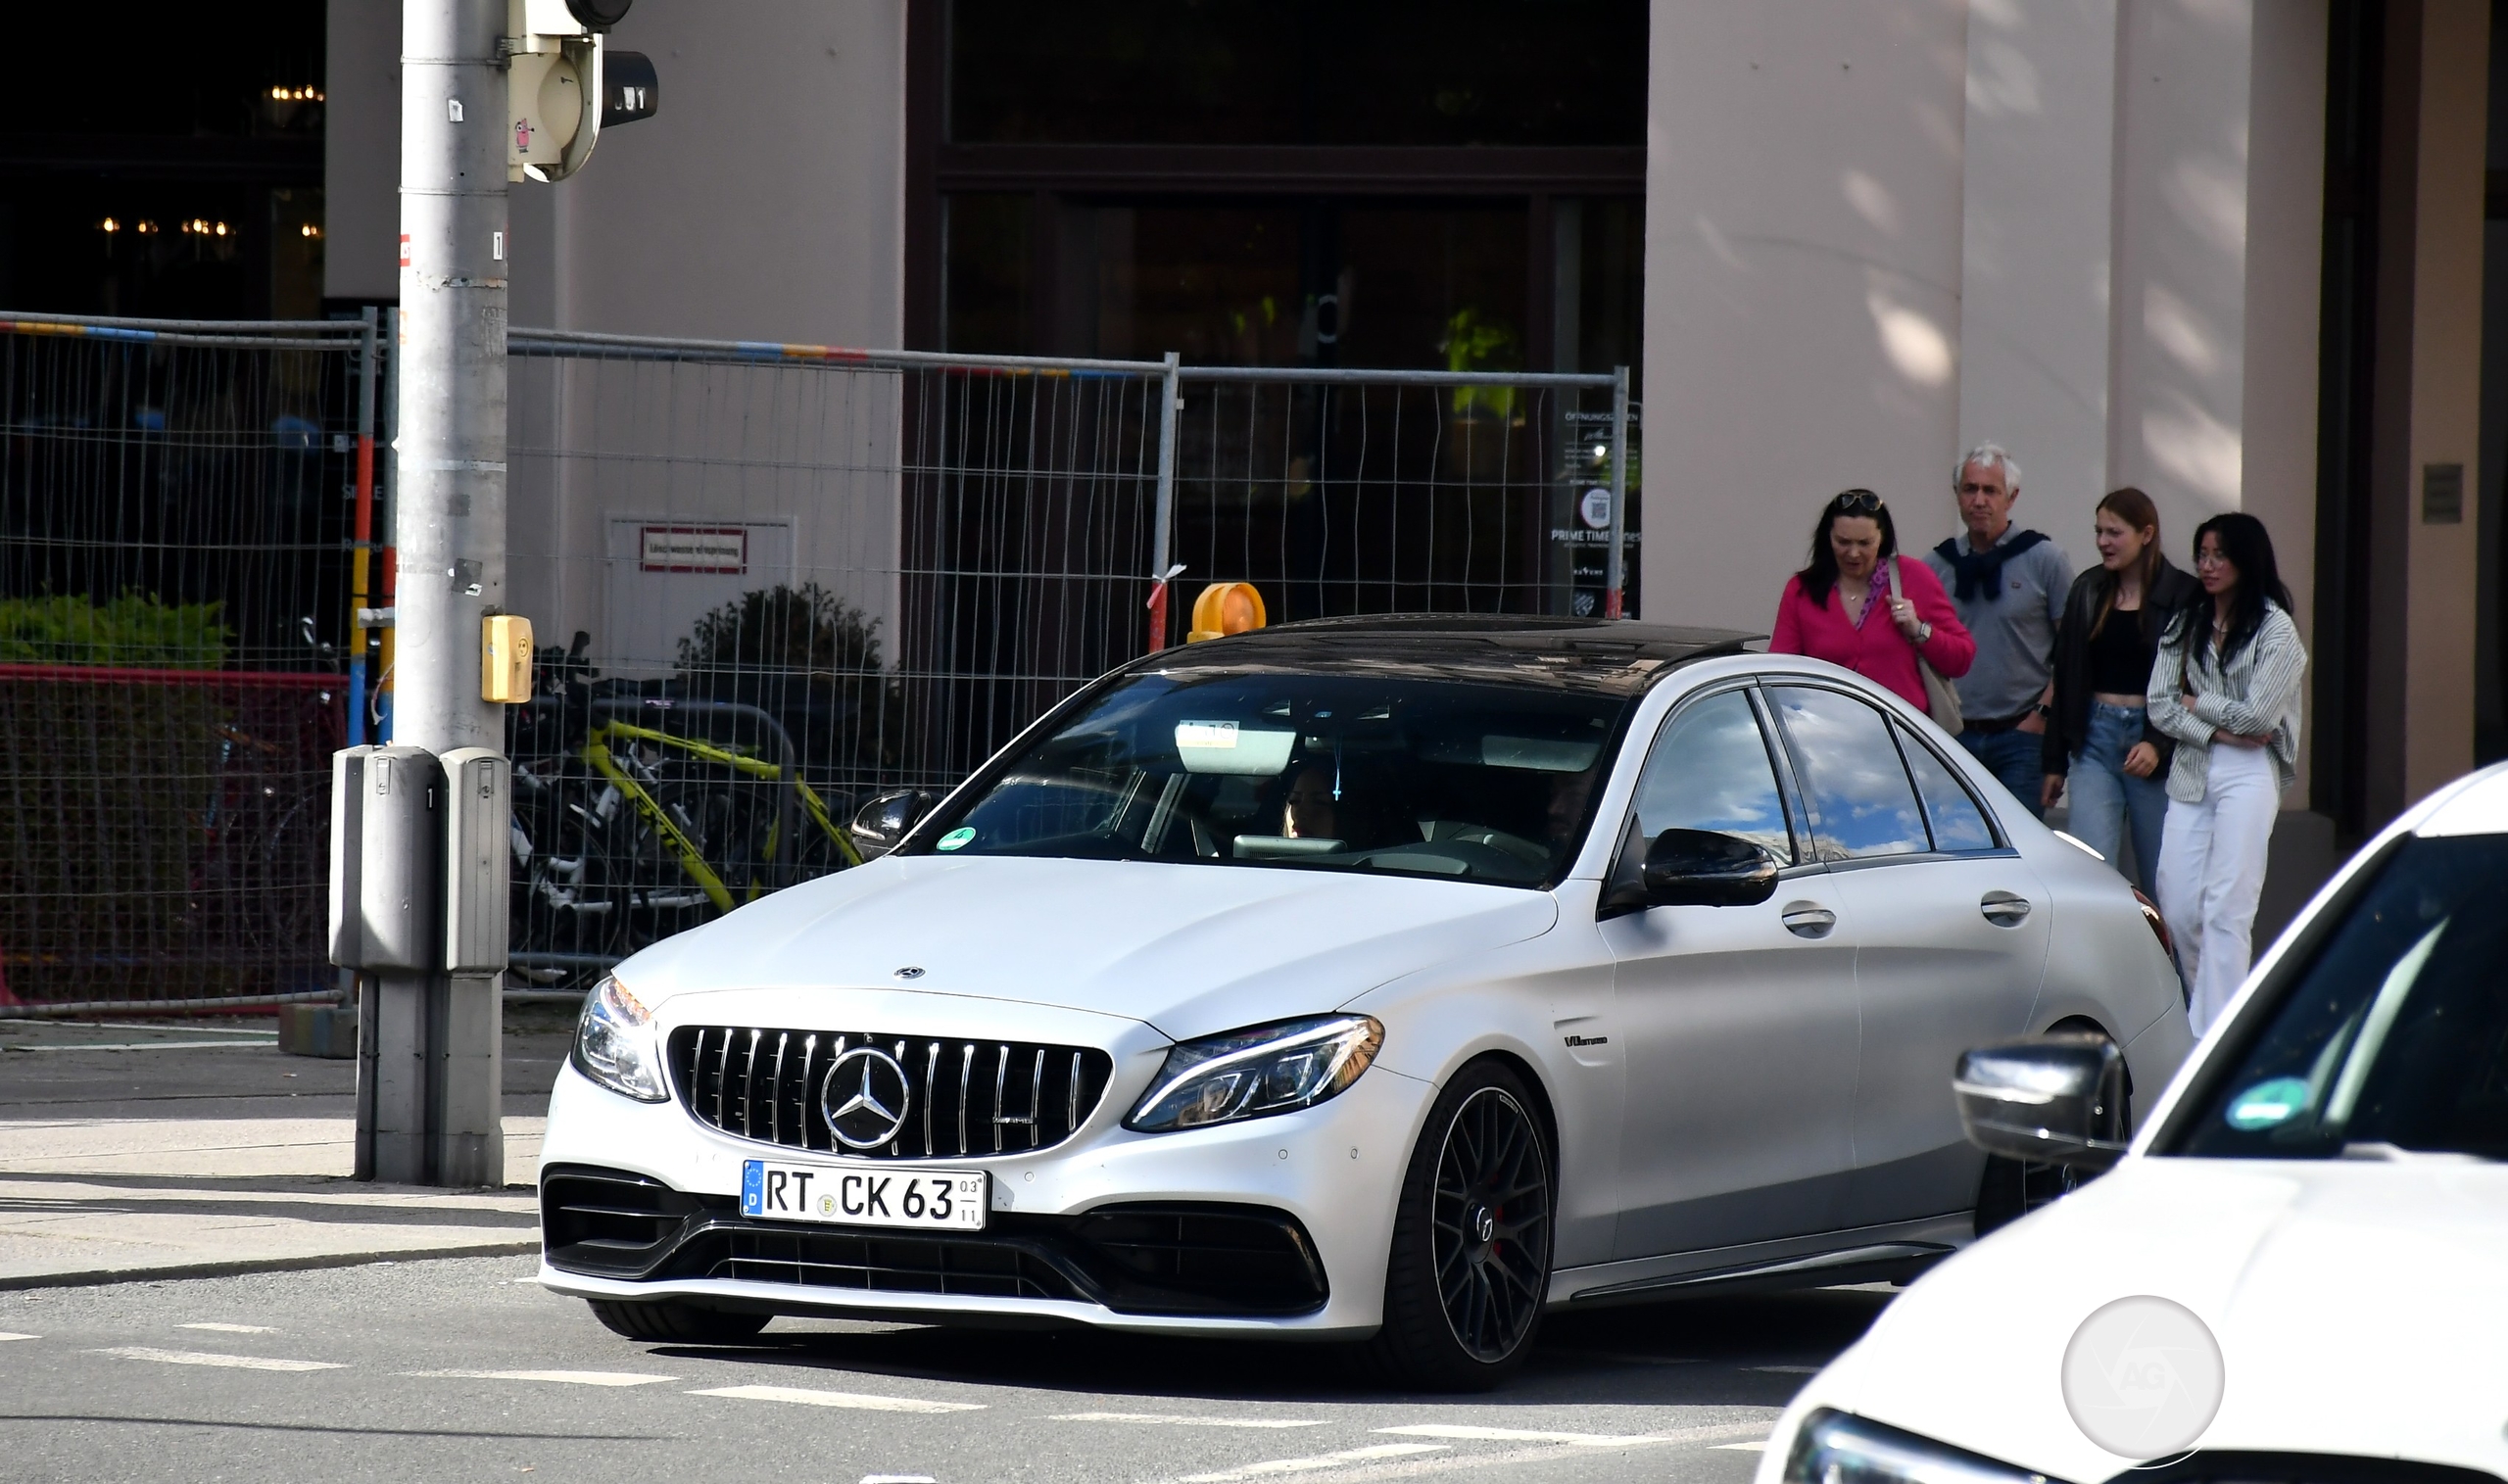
[741,1159,988,1231]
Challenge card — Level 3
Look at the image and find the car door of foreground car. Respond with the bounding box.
[1763,686,2051,1229]
[1599,685,1860,1261]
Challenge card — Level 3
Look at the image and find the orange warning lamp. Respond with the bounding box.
[1187,582,1267,643]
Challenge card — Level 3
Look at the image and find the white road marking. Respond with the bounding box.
[1055,1412,1326,1430]
[1747,1364,1820,1374]
[688,1384,984,1413]
[1373,1425,1656,1447]
[861,1477,936,1484]
[0,1333,37,1343]
[406,1369,677,1387]
[1179,1444,1446,1482]
[97,1346,343,1372]
[1714,1441,1771,1452]
[179,1323,275,1334]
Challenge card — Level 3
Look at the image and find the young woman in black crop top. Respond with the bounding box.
[2040,488,2199,895]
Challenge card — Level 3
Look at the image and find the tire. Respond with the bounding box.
[1367,1060,1556,1391]
[587,1298,771,1345]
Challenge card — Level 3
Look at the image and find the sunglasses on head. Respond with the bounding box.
[1831,490,1884,514]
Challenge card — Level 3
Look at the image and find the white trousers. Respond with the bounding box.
[2154,742,2280,1036]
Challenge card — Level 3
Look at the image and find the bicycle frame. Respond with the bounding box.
[580,716,862,914]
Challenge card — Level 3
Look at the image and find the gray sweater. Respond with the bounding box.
[2146,601,2306,803]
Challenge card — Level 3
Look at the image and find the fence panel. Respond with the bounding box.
[1164,367,1628,634]
[0,315,1633,1006]
[503,333,1172,984]
[0,315,365,1013]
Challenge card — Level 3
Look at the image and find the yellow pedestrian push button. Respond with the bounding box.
[482,614,534,702]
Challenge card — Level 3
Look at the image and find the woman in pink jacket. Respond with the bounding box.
[1769,489,1974,711]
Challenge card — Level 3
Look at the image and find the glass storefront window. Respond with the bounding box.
[948,0,1646,148]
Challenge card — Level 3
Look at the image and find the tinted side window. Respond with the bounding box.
[1895,722,1998,852]
[1768,686,1930,861]
[1629,690,1795,864]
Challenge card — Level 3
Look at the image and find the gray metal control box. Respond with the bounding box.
[328,744,445,971]
[439,747,510,974]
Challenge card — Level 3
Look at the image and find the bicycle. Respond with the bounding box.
[505,634,863,986]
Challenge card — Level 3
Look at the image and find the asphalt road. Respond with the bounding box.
[0,1255,1885,1484]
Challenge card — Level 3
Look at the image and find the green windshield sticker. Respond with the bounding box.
[2226,1076,2311,1130]
[937,827,976,851]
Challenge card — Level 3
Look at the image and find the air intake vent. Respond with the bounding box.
[668,1026,1115,1160]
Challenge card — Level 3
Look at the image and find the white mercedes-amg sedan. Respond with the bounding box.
[537,616,2192,1388]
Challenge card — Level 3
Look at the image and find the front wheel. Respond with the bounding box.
[1368,1060,1556,1390]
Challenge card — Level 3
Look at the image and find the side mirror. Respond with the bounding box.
[848,789,937,860]
[1641,828,1780,907]
[1954,1033,2129,1171]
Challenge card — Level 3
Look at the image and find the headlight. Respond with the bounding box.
[1125,1015,1384,1132]
[571,975,668,1102]
[1782,1410,2056,1484]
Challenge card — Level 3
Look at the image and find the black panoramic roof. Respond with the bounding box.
[1134,614,1762,695]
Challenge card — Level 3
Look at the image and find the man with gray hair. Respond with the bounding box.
[1923,443,2074,819]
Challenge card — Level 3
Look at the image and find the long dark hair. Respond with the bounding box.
[2179,511,2293,664]
[2089,486,2161,641]
[1796,489,1899,610]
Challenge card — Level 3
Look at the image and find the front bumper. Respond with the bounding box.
[536,1054,1430,1337]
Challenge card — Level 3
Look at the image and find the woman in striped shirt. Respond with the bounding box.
[2146,512,2307,1034]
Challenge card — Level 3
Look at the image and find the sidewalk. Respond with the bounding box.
[0,1014,570,1290]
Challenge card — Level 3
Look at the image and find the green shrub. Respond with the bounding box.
[0,593,230,668]
[675,584,902,784]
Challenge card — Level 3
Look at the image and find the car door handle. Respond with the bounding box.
[1980,890,2033,927]
[1780,902,1837,938]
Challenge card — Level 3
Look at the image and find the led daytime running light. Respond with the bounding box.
[1126,1015,1383,1132]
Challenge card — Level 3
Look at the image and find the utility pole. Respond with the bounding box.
[374,0,509,1186]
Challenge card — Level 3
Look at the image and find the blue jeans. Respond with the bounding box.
[1958,726,2048,821]
[2063,701,2170,897]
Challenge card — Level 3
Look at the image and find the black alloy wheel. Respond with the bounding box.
[1370,1061,1555,1389]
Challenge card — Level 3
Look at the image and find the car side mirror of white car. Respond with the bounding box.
[1954,1034,2130,1172]
[1635,828,1781,909]
[849,789,937,859]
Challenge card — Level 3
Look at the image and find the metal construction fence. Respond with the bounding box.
[0,311,1633,1010]
[0,311,373,1013]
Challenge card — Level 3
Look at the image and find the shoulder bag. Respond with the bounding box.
[1890,557,1963,735]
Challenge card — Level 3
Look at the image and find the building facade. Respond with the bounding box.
[299,0,2502,852]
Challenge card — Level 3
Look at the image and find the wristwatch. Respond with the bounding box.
[1915,622,1933,645]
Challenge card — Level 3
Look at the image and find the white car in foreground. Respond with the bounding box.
[1760,763,2508,1482]
[537,616,2188,1389]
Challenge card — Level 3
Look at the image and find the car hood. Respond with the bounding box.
[614,853,1560,1041]
[1787,1157,2508,1481]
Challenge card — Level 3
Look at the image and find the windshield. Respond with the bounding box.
[2168,835,2508,1162]
[910,671,1631,887]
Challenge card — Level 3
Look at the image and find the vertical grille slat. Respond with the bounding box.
[667,1025,1112,1161]
[957,1043,974,1157]
[922,1042,939,1160]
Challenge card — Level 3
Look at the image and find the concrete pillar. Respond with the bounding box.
[1956,0,2119,530]
[2366,0,2491,818]
[1642,0,1971,631]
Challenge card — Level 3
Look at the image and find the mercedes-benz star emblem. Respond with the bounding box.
[821,1046,911,1150]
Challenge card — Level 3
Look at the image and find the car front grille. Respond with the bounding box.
[668,1025,1116,1159]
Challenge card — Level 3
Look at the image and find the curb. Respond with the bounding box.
[0,1239,542,1293]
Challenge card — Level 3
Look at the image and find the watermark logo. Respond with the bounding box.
[2060,1295,2225,1458]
